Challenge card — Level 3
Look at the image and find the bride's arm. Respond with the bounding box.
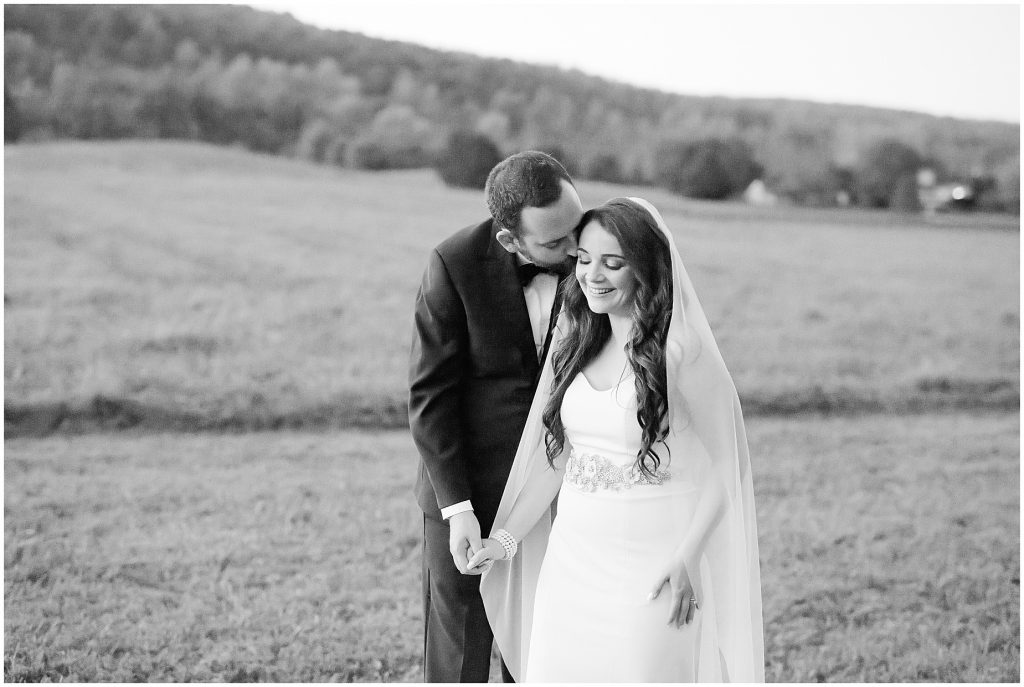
[500,451,566,543]
[466,449,566,569]
[648,441,729,627]
[673,472,727,574]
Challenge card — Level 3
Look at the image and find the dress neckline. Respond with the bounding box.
[579,362,632,393]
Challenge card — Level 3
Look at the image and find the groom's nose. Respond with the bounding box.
[564,232,578,258]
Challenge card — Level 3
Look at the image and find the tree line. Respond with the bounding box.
[4,4,1019,212]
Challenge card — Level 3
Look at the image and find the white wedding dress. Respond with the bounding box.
[480,197,763,683]
[524,369,719,682]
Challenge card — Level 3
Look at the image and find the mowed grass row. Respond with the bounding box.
[5,413,1019,682]
[4,142,1019,430]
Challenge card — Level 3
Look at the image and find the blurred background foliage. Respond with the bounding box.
[4,3,1019,210]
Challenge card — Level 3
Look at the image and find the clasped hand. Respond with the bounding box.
[465,537,505,572]
[448,511,495,575]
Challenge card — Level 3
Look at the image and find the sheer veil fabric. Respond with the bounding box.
[479,197,764,682]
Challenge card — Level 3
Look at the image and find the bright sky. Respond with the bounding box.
[246,0,1020,123]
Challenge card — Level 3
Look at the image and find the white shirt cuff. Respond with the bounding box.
[441,501,474,520]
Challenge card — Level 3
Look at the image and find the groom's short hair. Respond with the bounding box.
[485,151,574,237]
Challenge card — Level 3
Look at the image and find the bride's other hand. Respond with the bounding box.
[465,538,504,572]
[647,557,698,629]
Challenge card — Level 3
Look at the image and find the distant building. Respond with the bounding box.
[918,172,975,213]
[743,179,778,206]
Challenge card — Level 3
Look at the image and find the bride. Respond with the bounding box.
[467,198,764,682]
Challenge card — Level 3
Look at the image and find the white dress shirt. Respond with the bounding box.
[440,256,559,521]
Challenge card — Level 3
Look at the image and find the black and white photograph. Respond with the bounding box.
[3,1,1020,682]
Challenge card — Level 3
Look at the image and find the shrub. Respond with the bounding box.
[5,86,21,142]
[889,172,923,212]
[585,153,623,183]
[656,137,762,200]
[349,141,388,170]
[349,140,431,170]
[348,105,439,170]
[435,131,502,189]
[982,156,1021,214]
[858,139,923,208]
[323,135,348,167]
[295,119,333,163]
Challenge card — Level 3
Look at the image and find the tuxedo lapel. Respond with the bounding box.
[483,234,540,378]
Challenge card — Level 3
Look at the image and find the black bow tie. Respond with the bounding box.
[518,262,569,286]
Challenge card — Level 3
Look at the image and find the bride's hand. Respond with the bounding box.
[648,556,699,629]
[464,538,504,573]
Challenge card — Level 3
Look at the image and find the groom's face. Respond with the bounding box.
[514,179,583,268]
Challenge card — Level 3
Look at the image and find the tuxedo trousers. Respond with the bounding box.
[422,514,514,683]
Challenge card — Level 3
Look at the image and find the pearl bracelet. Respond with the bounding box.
[491,528,518,560]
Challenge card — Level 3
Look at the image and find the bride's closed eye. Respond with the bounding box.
[602,258,626,270]
[577,254,626,270]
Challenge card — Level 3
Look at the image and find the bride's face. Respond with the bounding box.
[575,220,638,318]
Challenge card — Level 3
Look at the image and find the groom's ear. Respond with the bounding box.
[495,228,519,254]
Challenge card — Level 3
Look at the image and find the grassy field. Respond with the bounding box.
[4,142,1019,432]
[4,140,1020,681]
[4,414,1018,682]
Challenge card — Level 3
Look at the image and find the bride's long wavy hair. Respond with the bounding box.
[542,198,674,477]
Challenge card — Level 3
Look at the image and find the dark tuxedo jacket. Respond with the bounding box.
[409,218,556,536]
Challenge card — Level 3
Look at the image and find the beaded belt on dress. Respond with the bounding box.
[564,448,671,492]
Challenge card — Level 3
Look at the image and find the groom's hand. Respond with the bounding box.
[448,511,483,575]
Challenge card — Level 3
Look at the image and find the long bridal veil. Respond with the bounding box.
[480,197,764,682]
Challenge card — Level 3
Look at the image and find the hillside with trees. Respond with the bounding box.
[4,3,1019,211]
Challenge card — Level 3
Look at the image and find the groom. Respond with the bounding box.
[409,151,583,682]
